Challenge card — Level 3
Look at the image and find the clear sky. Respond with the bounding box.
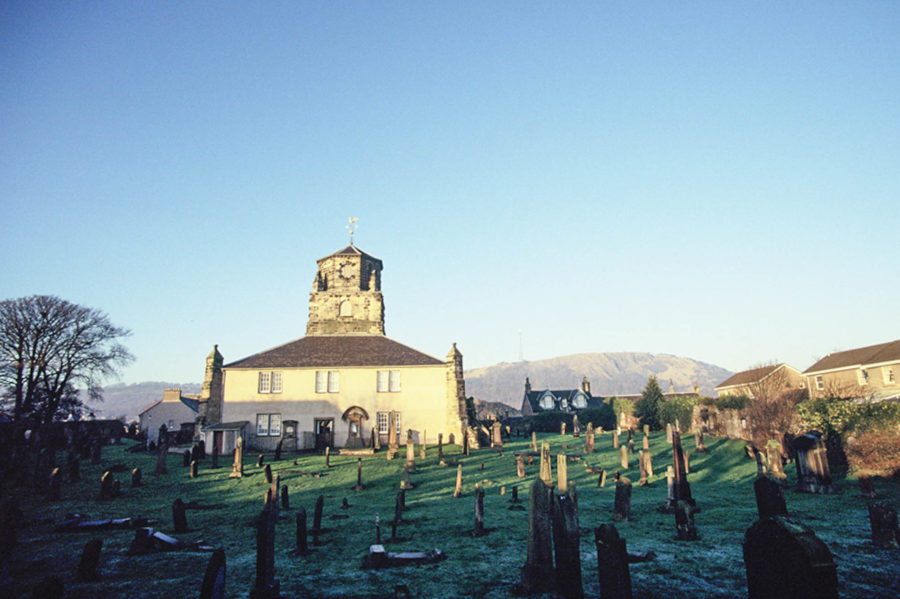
[2,2,898,386]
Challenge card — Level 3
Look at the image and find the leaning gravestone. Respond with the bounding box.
[670,431,693,508]
[595,524,632,599]
[612,477,632,522]
[519,478,554,595]
[47,467,61,501]
[792,433,834,494]
[551,492,583,598]
[76,538,102,582]
[743,516,838,599]
[199,549,226,599]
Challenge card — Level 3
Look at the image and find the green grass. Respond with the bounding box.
[4,432,899,598]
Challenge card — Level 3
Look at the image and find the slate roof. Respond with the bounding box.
[804,339,900,374]
[716,364,783,390]
[225,335,444,369]
[523,388,601,413]
[320,245,381,264]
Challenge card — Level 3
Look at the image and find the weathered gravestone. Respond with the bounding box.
[519,478,555,594]
[199,549,227,599]
[642,435,649,452]
[638,451,648,486]
[557,454,568,493]
[387,412,399,460]
[666,423,673,444]
[754,475,788,519]
[131,468,142,487]
[560,422,566,436]
[792,433,834,494]
[325,446,331,468]
[173,498,188,533]
[612,476,632,522]
[354,457,364,491]
[154,425,169,475]
[280,485,289,510]
[531,431,538,452]
[585,423,595,454]
[99,471,116,500]
[274,439,283,461]
[473,483,485,536]
[190,460,199,478]
[551,491,583,599]
[572,415,580,438]
[539,441,552,485]
[867,502,900,549]
[291,508,309,556]
[47,467,61,501]
[668,431,693,510]
[264,464,273,485]
[595,524,632,599]
[743,516,838,599]
[405,431,415,471]
[249,506,279,599]
[766,444,785,478]
[76,538,102,582]
[312,495,324,545]
[229,437,244,479]
[453,464,463,498]
[695,429,707,453]
[674,499,698,540]
[491,422,503,447]
[256,454,264,468]
[211,442,219,469]
[613,429,619,449]
[619,445,628,470]
[183,450,191,468]
[437,433,444,463]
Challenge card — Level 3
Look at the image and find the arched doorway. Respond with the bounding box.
[342,405,369,449]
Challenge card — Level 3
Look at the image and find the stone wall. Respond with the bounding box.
[692,404,753,441]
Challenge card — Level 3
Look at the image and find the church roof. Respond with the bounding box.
[224,335,444,369]
[319,245,382,263]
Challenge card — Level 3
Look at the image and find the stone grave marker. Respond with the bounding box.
[613,429,619,449]
[519,478,554,594]
[463,429,470,456]
[585,423,595,454]
[743,516,838,599]
[557,454,569,493]
[131,468,142,487]
[627,438,635,455]
[642,435,649,452]
[173,498,188,533]
[612,476,632,521]
[551,492,583,599]
[256,454,264,468]
[199,549,226,599]
[666,423,673,444]
[190,460,199,478]
[291,508,310,557]
[531,431,538,452]
[516,455,525,478]
[695,429,707,453]
[619,445,628,470]
[405,430,415,470]
[264,464,273,484]
[154,425,169,475]
[274,439,283,461]
[354,458,364,491]
[539,441,552,485]
[867,502,900,548]
[754,475,788,519]
[387,412,399,460]
[492,422,503,447]
[643,424,649,436]
[312,495,324,545]
[76,538,102,582]
[595,524,632,599]
[674,499,698,540]
[230,437,244,479]
[211,443,219,469]
[437,433,444,462]
[454,464,463,498]
[572,415,580,438]
[792,433,834,494]
[280,485,289,510]
[99,471,116,500]
[249,506,279,599]
[47,467,61,501]
[183,450,191,468]
[671,431,693,507]
[599,469,607,488]
[325,446,331,468]
[561,422,566,435]
[638,451,648,486]
[473,483,485,536]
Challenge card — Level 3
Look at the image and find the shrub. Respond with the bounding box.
[609,397,633,423]
[797,397,900,439]
[577,405,617,431]
[530,411,573,433]
[845,431,900,475]
[634,376,665,430]
[716,395,749,411]
[658,395,700,431]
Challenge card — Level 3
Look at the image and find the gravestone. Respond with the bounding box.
[131,468,142,487]
[199,549,227,599]
[645,450,654,477]
[595,524,632,599]
[539,442,552,485]
[552,492,583,599]
[627,439,635,455]
[754,475,788,519]
[190,460,199,478]
[674,499,698,540]
[531,431,538,452]
[387,412,398,460]
[47,467,61,501]
[599,469,607,488]
[695,429,707,453]
[473,483,485,536]
[312,495,324,544]
[638,451,648,486]
[293,508,309,556]
[492,422,503,447]
[792,433,834,494]
[325,446,331,468]
[643,424,649,436]
[154,425,169,475]
[619,445,628,469]
[463,429,470,457]
[561,422,566,436]
[612,477,632,521]
[519,478,554,594]
[173,498,188,533]
[666,423,673,444]
[76,538,102,582]
[183,450,191,468]
[613,430,619,449]
[867,502,900,548]
[683,450,690,474]
[230,437,244,479]
[516,455,525,478]
[557,454,569,493]
[437,433,444,462]
[454,464,462,498]
[572,415,580,438]
[280,485,289,510]
[642,435,649,452]
[249,506,279,599]
[671,431,693,506]
[257,454,264,468]
[766,444,785,478]
[743,516,838,599]
[274,439,283,461]
[264,464,273,484]
[211,443,219,469]
[99,471,116,500]
[585,423,595,454]
[354,458,364,491]
[405,431,415,471]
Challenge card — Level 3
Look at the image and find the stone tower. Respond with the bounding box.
[446,343,468,438]
[197,345,224,430]
[306,245,385,336]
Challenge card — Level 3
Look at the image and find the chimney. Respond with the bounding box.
[581,376,590,395]
[525,377,532,394]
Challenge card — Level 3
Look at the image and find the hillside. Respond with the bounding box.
[87,381,202,421]
[465,351,733,408]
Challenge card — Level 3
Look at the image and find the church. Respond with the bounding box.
[196,244,468,454]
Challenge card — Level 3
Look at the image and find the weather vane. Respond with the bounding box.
[346,217,359,245]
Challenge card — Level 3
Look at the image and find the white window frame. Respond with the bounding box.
[328,371,340,393]
[857,368,869,386]
[573,392,587,409]
[389,370,400,392]
[258,371,271,393]
[378,370,401,392]
[271,371,282,393]
[316,371,327,393]
[815,375,824,391]
[540,394,555,410]
[377,371,389,393]
[257,413,282,437]
[883,366,896,385]
[377,412,389,434]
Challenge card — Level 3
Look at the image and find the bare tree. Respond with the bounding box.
[742,362,808,446]
[0,295,133,424]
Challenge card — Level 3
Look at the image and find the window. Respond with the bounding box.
[339,301,352,317]
[377,370,401,392]
[815,376,824,391]
[377,411,401,435]
[882,367,895,385]
[540,394,555,410]
[257,414,281,437]
[315,371,339,393]
[258,371,282,394]
[573,393,587,409]
[857,368,869,386]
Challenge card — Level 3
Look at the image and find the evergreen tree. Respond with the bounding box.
[634,375,665,430]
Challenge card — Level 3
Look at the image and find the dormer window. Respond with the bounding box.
[573,393,587,409]
[540,393,555,410]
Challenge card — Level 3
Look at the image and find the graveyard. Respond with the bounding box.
[3,430,899,599]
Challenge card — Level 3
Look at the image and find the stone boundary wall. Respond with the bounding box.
[692,405,753,441]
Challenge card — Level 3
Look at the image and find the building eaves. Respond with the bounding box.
[804,340,900,374]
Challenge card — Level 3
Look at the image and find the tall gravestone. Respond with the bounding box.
[539,442,552,485]
[154,425,169,475]
[473,483,485,536]
[230,437,244,479]
[584,423,595,454]
[405,430,415,471]
[595,524,632,599]
[199,549,227,599]
[519,478,554,594]
[754,475,787,519]
[670,431,693,507]
[743,516,838,599]
[792,434,833,494]
[249,506,279,599]
[612,477,631,522]
[76,539,103,582]
[551,492,583,598]
[387,412,398,460]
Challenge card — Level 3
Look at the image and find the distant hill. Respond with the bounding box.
[464,352,733,409]
[87,382,202,421]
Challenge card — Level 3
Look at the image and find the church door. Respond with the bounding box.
[314,418,333,450]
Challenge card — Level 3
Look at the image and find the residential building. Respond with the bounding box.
[715,364,805,399]
[139,388,199,443]
[520,376,605,415]
[803,339,900,401]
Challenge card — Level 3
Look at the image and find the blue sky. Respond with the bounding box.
[2,2,898,386]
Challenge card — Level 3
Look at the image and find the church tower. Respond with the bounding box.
[306,245,385,336]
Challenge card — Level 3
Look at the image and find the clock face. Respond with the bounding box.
[339,262,355,279]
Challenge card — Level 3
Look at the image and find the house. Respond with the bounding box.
[520,377,605,415]
[139,388,199,443]
[715,364,806,399]
[803,339,900,401]
[197,244,467,454]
